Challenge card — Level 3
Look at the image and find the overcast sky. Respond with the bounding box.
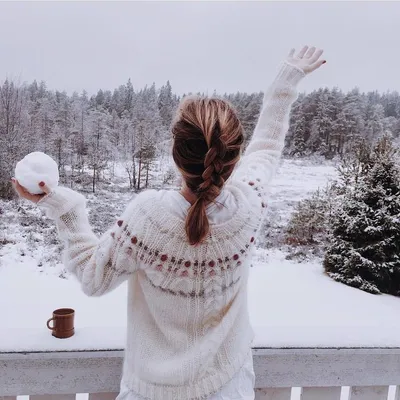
[0,1,399,96]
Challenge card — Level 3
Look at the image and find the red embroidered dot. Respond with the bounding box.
[218,258,223,263]
[209,260,215,268]
[161,254,168,262]
[131,236,138,245]
[110,232,115,238]
[233,254,239,261]
[181,270,188,277]
[156,265,163,271]
[250,237,255,243]
[237,261,242,266]
[117,220,123,227]
[248,181,255,186]
[209,270,216,277]
[185,261,191,268]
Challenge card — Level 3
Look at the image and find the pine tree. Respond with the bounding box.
[86,108,112,193]
[365,104,385,141]
[0,79,30,198]
[125,79,134,113]
[324,136,400,295]
[309,89,334,155]
[289,102,308,156]
[158,80,175,129]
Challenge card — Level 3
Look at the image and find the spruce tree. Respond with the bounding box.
[324,136,400,295]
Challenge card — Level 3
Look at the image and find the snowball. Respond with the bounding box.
[15,152,59,195]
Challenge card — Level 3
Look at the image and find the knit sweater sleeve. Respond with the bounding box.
[231,62,305,201]
[37,187,138,297]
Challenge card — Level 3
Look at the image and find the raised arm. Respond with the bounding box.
[231,46,325,195]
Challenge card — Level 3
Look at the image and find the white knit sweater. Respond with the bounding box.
[38,62,304,400]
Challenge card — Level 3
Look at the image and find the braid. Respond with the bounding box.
[172,97,244,245]
[198,121,226,196]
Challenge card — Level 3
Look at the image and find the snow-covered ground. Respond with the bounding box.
[2,159,400,353]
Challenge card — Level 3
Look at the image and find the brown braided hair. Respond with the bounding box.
[172,97,244,245]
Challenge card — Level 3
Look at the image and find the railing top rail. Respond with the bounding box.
[2,347,400,357]
[2,347,400,396]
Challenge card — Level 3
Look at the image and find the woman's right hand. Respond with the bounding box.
[286,46,326,75]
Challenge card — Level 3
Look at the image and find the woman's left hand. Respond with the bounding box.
[287,46,326,75]
[11,178,51,203]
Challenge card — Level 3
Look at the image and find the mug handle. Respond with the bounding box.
[47,317,55,330]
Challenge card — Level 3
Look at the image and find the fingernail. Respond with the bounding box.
[39,182,45,187]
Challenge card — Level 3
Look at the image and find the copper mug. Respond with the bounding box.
[47,308,75,339]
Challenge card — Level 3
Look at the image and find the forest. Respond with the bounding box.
[1,77,400,199]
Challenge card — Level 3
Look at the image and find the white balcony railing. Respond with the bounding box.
[1,347,400,400]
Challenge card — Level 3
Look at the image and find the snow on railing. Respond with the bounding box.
[1,348,400,400]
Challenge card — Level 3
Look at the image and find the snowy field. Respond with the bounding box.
[2,159,400,353]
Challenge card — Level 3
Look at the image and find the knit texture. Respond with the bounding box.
[38,62,304,400]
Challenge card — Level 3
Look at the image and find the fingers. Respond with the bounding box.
[297,46,308,59]
[309,59,326,72]
[12,178,38,202]
[309,49,324,64]
[288,48,295,58]
[11,178,24,197]
[304,46,316,59]
[38,181,51,195]
[11,178,49,203]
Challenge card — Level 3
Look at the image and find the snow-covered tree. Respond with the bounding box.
[158,80,176,130]
[365,104,385,141]
[0,80,30,198]
[309,89,335,155]
[288,102,308,156]
[86,108,112,192]
[324,136,400,295]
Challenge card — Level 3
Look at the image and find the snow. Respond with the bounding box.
[14,151,59,194]
[250,248,400,348]
[2,159,400,353]
[2,247,400,353]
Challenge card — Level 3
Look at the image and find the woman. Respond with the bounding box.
[13,46,325,400]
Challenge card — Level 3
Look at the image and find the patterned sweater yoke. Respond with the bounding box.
[38,62,305,400]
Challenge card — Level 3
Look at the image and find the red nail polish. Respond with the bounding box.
[39,182,45,187]
[322,60,326,64]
